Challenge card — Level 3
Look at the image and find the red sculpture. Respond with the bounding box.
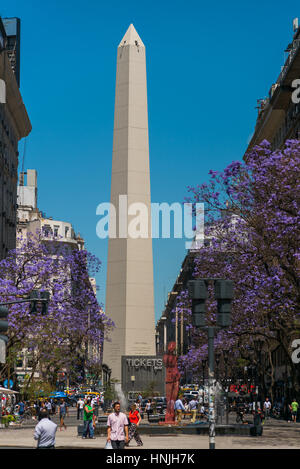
[163,341,180,423]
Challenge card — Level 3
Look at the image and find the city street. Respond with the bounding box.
[1,3,300,457]
[1,424,300,449]
[1,410,300,449]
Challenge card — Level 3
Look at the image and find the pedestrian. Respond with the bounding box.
[51,400,56,415]
[263,397,271,420]
[77,397,85,420]
[107,401,129,449]
[58,398,68,431]
[289,398,299,423]
[34,408,57,449]
[145,399,152,421]
[189,398,198,423]
[200,404,207,420]
[182,399,188,419]
[37,401,46,421]
[45,400,52,415]
[135,399,141,412]
[174,395,185,424]
[127,404,143,447]
[18,400,25,418]
[82,398,96,439]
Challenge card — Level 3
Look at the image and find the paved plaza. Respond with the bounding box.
[1,421,300,449]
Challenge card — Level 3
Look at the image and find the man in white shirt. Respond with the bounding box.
[107,402,129,449]
[34,409,57,449]
[263,397,272,420]
[77,398,85,420]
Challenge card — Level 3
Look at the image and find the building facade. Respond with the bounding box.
[246,19,300,154]
[17,169,85,251]
[156,19,300,390]
[0,17,31,261]
[15,169,88,387]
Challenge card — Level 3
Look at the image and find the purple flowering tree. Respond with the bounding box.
[0,232,113,391]
[177,140,300,398]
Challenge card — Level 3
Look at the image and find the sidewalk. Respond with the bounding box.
[1,424,300,449]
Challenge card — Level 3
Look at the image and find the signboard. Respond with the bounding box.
[122,355,165,397]
[3,379,13,389]
[125,357,163,372]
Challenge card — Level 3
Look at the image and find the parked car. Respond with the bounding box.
[183,391,199,401]
[152,397,167,415]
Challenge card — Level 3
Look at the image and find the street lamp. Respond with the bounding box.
[155,331,160,355]
[131,375,136,400]
[161,316,167,353]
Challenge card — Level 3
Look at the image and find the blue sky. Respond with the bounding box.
[2,0,299,321]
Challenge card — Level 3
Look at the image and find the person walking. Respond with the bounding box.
[145,399,152,421]
[107,401,129,449]
[189,398,198,423]
[174,396,185,424]
[34,408,57,449]
[289,398,299,423]
[127,404,143,447]
[51,399,56,416]
[77,397,85,420]
[263,397,271,420]
[18,400,25,419]
[45,400,52,415]
[59,399,68,431]
[82,398,96,439]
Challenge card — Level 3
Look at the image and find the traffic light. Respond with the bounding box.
[30,290,50,315]
[0,305,9,364]
[30,290,39,313]
[214,279,234,328]
[40,291,50,315]
[188,279,208,327]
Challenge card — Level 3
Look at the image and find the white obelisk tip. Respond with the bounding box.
[118,23,145,47]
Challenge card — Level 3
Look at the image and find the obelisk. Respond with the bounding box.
[103,24,156,382]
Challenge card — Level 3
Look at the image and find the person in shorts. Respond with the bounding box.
[289,398,299,423]
[59,399,68,431]
[263,397,271,419]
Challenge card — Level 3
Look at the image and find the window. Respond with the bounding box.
[42,224,52,238]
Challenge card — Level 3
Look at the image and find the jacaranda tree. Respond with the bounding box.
[0,231,114,391]
[178,139,300,399]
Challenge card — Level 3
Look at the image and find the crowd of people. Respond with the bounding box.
[2,390,300,449]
